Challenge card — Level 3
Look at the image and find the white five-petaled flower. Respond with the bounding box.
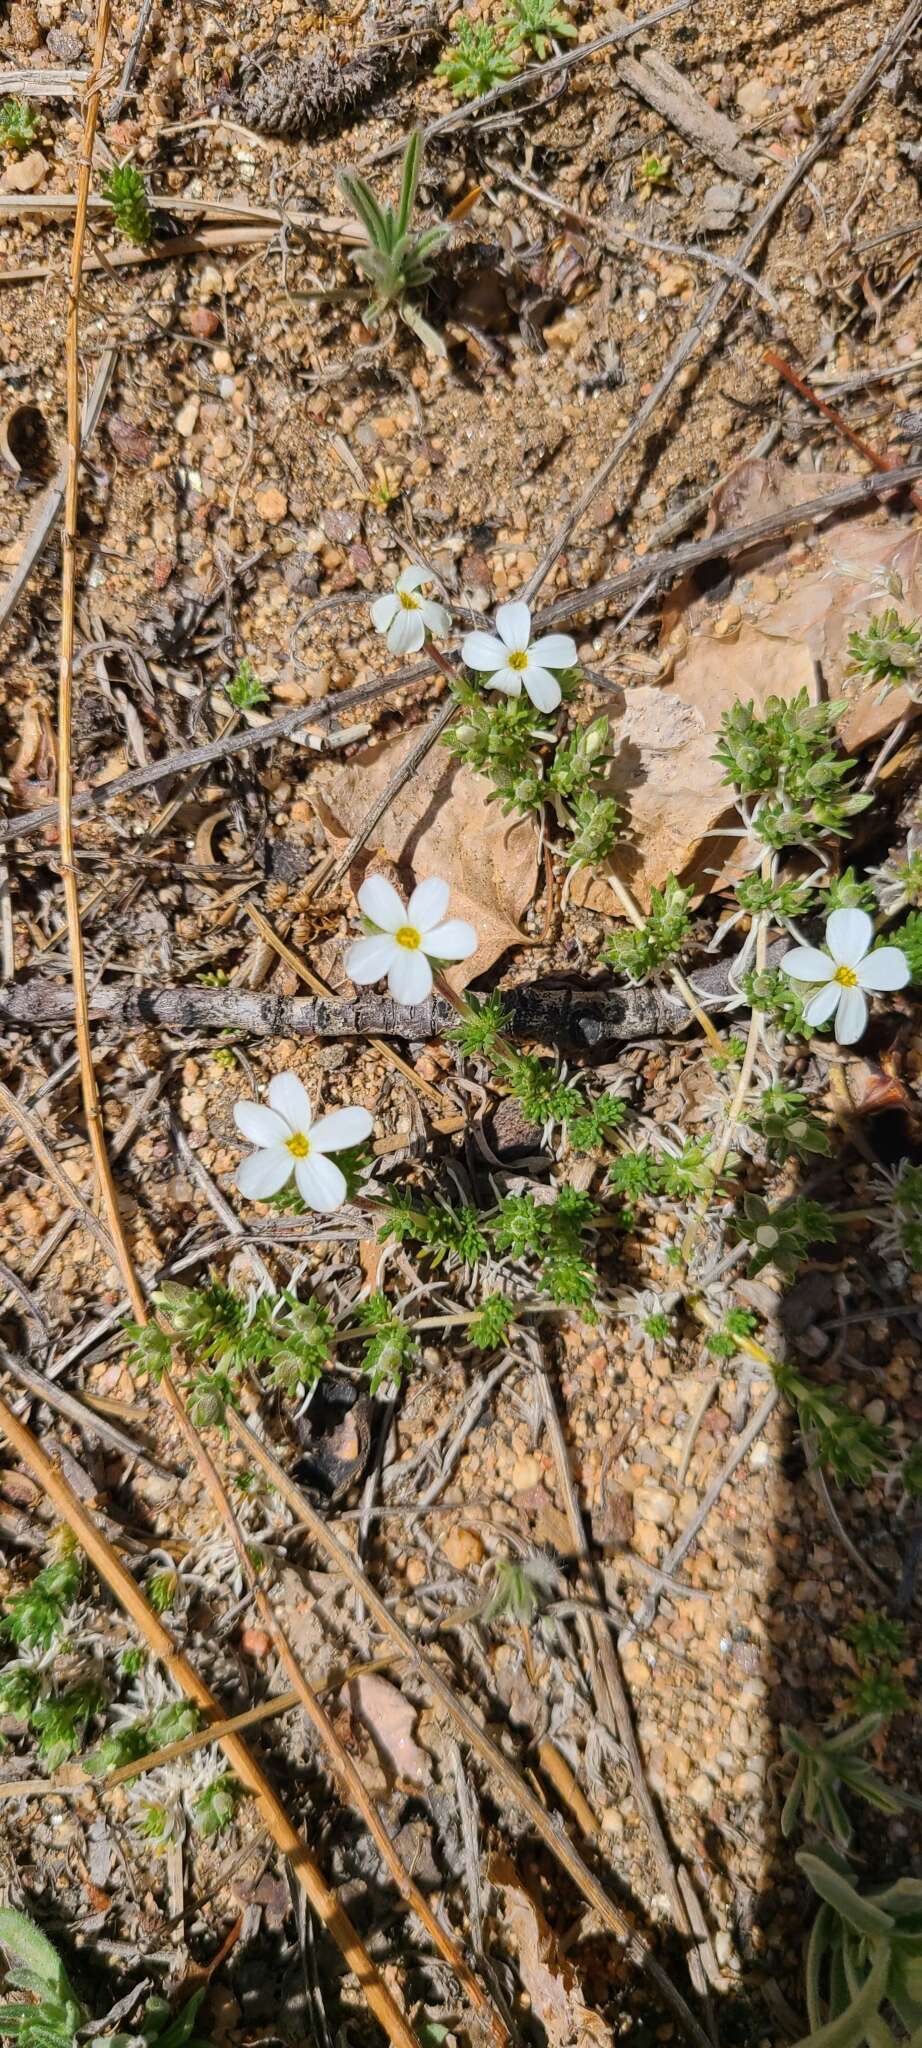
[461,600,578,713]
[781,907,910,1046]
[234,1071,372,1213]
[345,874,477,1006]
[370,566,451,657]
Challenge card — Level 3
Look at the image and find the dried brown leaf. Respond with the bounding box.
[488,1854,613,2047]
[347,1673,430,1787]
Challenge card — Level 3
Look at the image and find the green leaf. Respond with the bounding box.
[798,1853,895,1937]
[0,1913,71,2000]
[396,129,422,239]
[336,168,389,249]
[792,1943,889,2048]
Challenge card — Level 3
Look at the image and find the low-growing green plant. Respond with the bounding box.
[468,1294,516,1350]
[103,163,154,247]
[191,1771,240,1838]
[847,607,922,697]
[741,965,811,1039]
[502,0,576,57]
[749,1084,830,1164]
[225,658,269,711]
[780,1715,918,1847]
[0,1550,82,1655]
[603,875,693,981]
[480,1552,560,1625]
[704,1307,758,1359]
[446,686,618,868]
[715,690,870,849]
[0,99,40,153]
[0,1909,85,2048]
[796,1846,922,2047]
[437,19,519,96]
[336,129,450,354]
[894,909,922,987]
[774,1361,892,1486]
[354,1293,417,1391]
[636,151,672,189]
[737,1193,838,1275]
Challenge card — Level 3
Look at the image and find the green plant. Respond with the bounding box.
[109,1988,215,2048]
[660,1137,735,1202]
[741,965,811,1038]
[636,151,672,188]
[437,19,519,96]
[780,1716,917,1848]
[492,1187,599,1311]
[380,1192,489,1270]
[821,866,877,913]
[0,99,40,154]
[450,991,512,1059]
[191,1771,240,1838]
[84,1699,200,1781]
[31,1680,106,1771]
[705,1307,758,1359]
[773,1361,891,1486]
[480,1553,560,1625]
[0,1910,85,2048]
[103,163,154,248]
[336,130,450,354]
[734,873,815,919]
[603,876,693,981]
[126,1280,336,1399]
[354,1294,416,1391]
[847,608,922,697]
[737,1194,838,1276]
[226,658,269,710]
[0,1552,82,1655]
[445,686,617,867]
[606,1147,664,1219]
[796,1846,922,2048]
[749,1085,830,1164]
[894,910,922,986]
[714,690,870,848]
[468,1294,515,1350]
[501,0,576,57]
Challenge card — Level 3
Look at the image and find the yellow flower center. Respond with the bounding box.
[286,1132,311,1158]
[507,649,529,671]
[833,964,858,988]
[395,925,421,950]
[398,591,420,611]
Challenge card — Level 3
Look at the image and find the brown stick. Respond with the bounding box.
[763,347,922,513]
[519,0,922,605]
[228,1411,713,2048]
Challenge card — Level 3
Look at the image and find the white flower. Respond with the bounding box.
[781,907,910,1045]
[345,874,478,1006]
[370,566,451,656]
[461,600,578,713]
[234,1071,372,1212]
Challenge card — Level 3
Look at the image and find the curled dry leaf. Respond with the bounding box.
[346,1672,431,1787]
[488,1854,613,2047]
[315,727,539,989]
[573,461,922,910]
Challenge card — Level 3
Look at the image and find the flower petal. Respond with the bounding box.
[826,906,873,968]
[529,632,578,671]
[486,665,523,697]
[461,630,508,673]
[856,945,911,992]
[495,600,531,653]
[420,599,451,640]
[803,981,840,1028]
[237,1145,293,1200]
[345,933,400,985]
[233,1101,289,1147]
[781,945,835,984]
[424,918,478,962]
[834,984,868,1045]
[310,1105,374,1153]
[388,947,433,1005]
[523,665,562,713]
[370,593,398,634]
[407,876,450,933]
[396,565,427,592]
[357,874,406,932]
[267,1071,312,1133]
[386,607,426,656]
[295,1152,347,1213]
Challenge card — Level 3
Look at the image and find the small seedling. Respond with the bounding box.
[848,608,922,697]
[226,658,269,710]
[604,875,692,981]
[502,0,576,58]
[337,129,450,355]
[780,1716,919,1847]
[103,163,154,247]
[0,99,40,154]
[437,20,519,97]
[636,151,672,190]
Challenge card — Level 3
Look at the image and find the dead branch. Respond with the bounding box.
[0,952,782,1046]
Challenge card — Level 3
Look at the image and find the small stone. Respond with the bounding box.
[511,1453,542,1492]
[632,1483,674,1528]
[737,77,775,116]
[688,1773,714,1807]
[239,1627,272,1658]
[2,150,47,194]
[9,3,41,48]
[45,23,84,57]
[186,305,221,338]
[404,1557,426,1587]
[441,1526,485,1572]
[175,396,200,437]
[255,485,288,524]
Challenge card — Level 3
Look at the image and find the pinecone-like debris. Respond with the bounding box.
[239,10,439,137]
